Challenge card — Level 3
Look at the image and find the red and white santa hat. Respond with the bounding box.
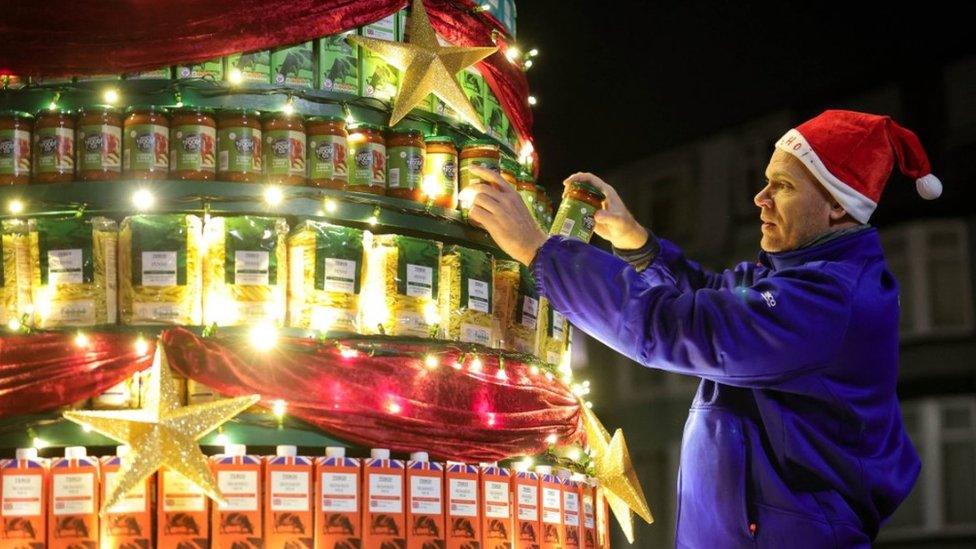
[774,110,942,223]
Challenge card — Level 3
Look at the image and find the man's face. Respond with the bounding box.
[754,149,839,253]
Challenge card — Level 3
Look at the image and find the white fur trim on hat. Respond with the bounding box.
[774,129,877,224]
[916,174,943,200]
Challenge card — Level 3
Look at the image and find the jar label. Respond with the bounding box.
[387,145,423,190]
[309,134,347,182]
[265,129,306,177]
[124,124,169,172]
[0,128,31,176]
[77,124,122,172]
[459,155,500,191]
[218,126,263,173]
[422,152,457,200]
[34,128,74,175]
[550,199,596,243]
[171,124,216,173]
[348,140,386,188]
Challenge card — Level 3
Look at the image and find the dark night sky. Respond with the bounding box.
[517,1,976,189]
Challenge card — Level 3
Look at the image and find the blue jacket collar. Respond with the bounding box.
[759,226,882,270]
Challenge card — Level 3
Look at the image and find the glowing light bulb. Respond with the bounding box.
[228,68,243,84]
[272,399,287,418]
[264,186,284,206]
[387,401,402,414]
[545,434,558,445]
[249,324,277,351]
[423,301,440,325]
[132,189,154,211]
[505,46,521,63]
[495,369,508,381]
[421,174,441,199]
[324,199,338,213]
[527,96,538,106]
[529,365,540,376]
[82,424,92,433]
[74,331,89,348]
[47,101,58,110]
[282,97,295,115]
[585,401,594,409]
[134,336,150,355]
[524,59,534,69]
[470,356,483,372]
[528,48,539,57]
[367,215,379,226]
[215,433,229,445]
[103,88,120,104]
[32,437,48,449]
[452,360,463,370]
[7,319,21,331]
[8,199,24,215]
[424,354,439,369]
[340,346,359,359]
[486,413,497,426]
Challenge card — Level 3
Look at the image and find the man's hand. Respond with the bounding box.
[565,172,648,250]
[464,165,549,265]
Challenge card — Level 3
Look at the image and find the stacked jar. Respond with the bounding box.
[76,105,122,182]
[346,123,386,195]
[385,127,425,202]
[32,109,75,183]
[0,111,33,185]
[458,139,500,215]
[217,109,263,182]
[421,135,458,209]
[263,112,306,185]
[171,107,217,181]
[122,106,169,180]
[307,116,347,189]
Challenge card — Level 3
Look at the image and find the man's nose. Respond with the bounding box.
[754,185,772,209]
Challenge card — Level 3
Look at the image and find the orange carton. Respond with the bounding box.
[480,463,513,549]
[557,470,581,549]
[512,468,541,549]
[578,476,596,549]
[445,462,480,549]
[536,466,563,549]
[158,465,209,549]
[211,444,264,548]
[48,446,99,549]
[1,448,48,548]
[406,452,444,549]
[265,445,314,548]
[362,449,405,549]
[595,483,610,549]
[100,445,152,548]
[315,446,362,549]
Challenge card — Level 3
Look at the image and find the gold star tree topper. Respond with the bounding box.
[63,343,260,513]
[581,403,653,543]
[349,0,497,131]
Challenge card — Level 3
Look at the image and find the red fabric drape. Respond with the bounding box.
[0,331,156,416]
[0,329,582,461]
[0,0,533,143]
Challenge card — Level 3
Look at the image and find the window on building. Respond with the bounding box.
[879,220,974,340]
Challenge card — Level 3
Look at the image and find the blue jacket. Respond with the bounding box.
[532,227,920,548]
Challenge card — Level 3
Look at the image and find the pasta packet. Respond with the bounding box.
[361,233,441,337]
[288,220,365,334]
[439,244,494,346]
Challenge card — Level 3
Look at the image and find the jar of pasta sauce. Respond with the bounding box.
[123,106,169,180]
[32,109,75,183]
[306,116,347,189]
[76,105,123,181]
[421,135,457,209]
[217,109,262,182]
[536,185,554,230]
[515,168,537,217]
[170,107,216,180]
[458,139,500,215]
[500,155,519,189]
[385,127,425,202]
[0,111,33,185]
[263,112,306,185]
[346,123,386,195]
[550,180,605,243]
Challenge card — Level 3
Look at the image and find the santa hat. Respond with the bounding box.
[774,110,942,223]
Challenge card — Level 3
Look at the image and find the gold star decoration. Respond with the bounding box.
[63,342,260,514]
[348,0,497,131]
[581,403,653,543]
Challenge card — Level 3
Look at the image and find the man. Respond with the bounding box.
[467,110,939,547]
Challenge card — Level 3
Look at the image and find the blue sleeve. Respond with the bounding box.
[644,237,729,291]
[533,237,853,388]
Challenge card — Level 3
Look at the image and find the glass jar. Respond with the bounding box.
[500,155,519,189]
[459,139,500,193]
[385,128,425,202]
[262,112,306,185]
[346,123,386,195]
[123,106,169,180]
[306,116,347,189]
[0,111,33,185]
[32,109,75,183]
[76,105,123,182]
[170,107,216,181]
[549,180,606,243]
[421,135,457,209]
[217,109,263,182]
[536,185,554,230]
[515,169,537,217]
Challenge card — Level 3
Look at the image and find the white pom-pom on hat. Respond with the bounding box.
[916,174,943,200]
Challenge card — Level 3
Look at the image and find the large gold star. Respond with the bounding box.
[63,343,260,514]
[581,404,653,543]
[349,0,497,131]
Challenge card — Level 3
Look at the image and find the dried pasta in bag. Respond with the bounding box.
[27,216,117,328]
[1,220,31,326]
[203,215,288,326]
[509,265,541,357]
[120,214,202,325]
[438,244,494,346]
[492,259,520,348]
[288,221,365,334]
[361,233,441,337]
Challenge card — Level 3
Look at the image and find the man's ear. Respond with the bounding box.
[828,199,848,221]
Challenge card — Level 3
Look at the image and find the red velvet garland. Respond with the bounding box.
[0,328,582,461]
[0,0,533,146]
